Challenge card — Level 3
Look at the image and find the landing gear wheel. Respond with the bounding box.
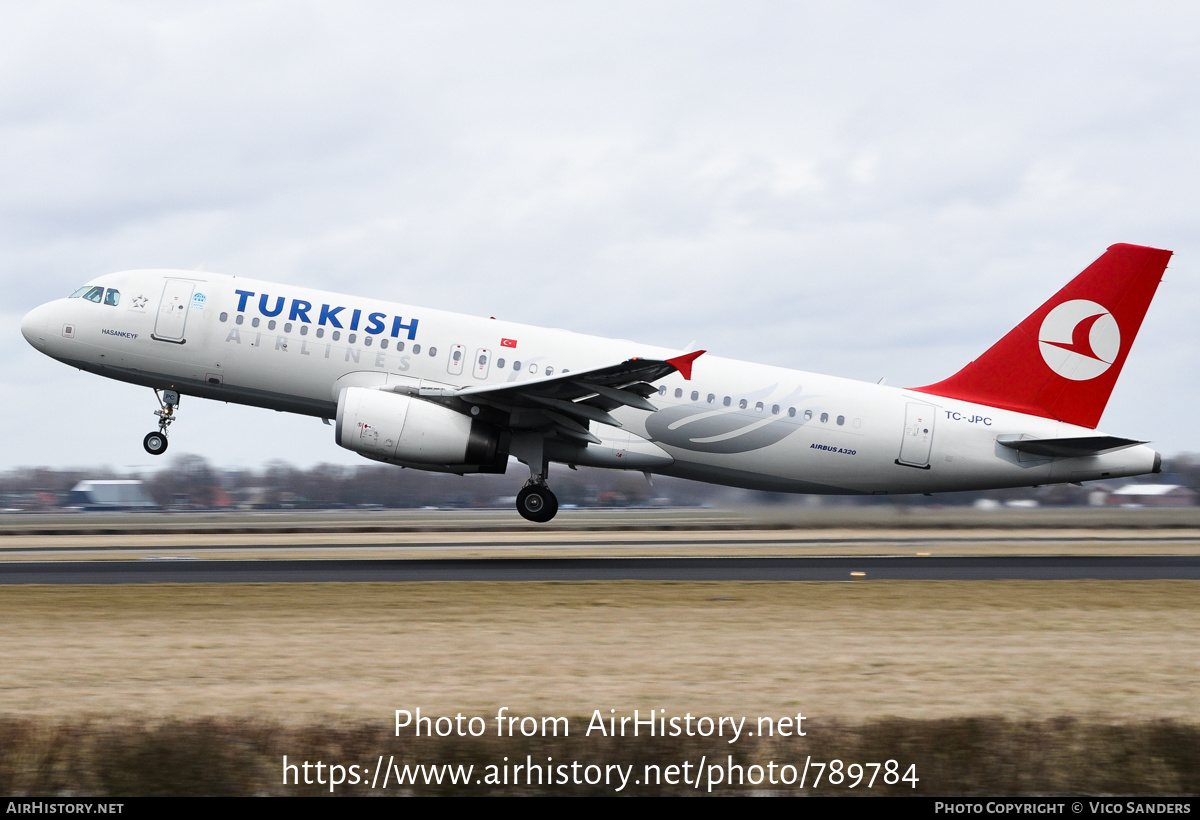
[143,432,168,456]
[516,485,558,523]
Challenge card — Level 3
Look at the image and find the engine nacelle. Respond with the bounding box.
[335,387,504,469]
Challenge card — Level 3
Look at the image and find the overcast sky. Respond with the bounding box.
[3,2,1199,472]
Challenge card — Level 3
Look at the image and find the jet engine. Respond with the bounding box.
[335,387,506,472]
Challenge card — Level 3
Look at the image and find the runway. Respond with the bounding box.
[3,554,1199,583]
[7,533,1200,553]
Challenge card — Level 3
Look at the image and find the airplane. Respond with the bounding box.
[20,243,1171,522]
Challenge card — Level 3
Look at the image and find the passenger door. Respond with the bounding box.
[152,279,195,343]
[897,402,936,468]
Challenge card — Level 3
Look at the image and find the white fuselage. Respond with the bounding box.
[21,269,1159,494]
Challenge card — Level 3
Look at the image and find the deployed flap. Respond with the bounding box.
[996,435,1145,458]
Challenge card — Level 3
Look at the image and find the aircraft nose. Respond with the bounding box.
[21,303,51,350]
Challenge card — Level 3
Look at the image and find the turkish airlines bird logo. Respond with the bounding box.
[1038,299,1121,381]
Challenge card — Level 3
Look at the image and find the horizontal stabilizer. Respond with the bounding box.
[996,435,1145,458]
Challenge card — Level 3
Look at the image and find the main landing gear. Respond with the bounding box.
[510,432,559,523]
[143,389,180,456]
[516,480,558,523]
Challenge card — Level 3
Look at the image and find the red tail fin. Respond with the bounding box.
[912,243,1172,429]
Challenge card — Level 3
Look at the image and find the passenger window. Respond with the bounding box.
[820,412,829,423]
[395,341,404,351]
[219,312,228,323]
[739,399,748,409]
[545,366,553,375]
[349,333,357,344]
[707,394,715,404]
[658,385,666,395]
[332,331,341,341]
[804,409,813,420]
[755,402,764,412]
[429,346,437,356]
[104,289,120,306]
[301,325,309,336]
[315,326,322,337]
[497,358,505,369]
[236,315,244,325]
[364,336,372,347]
[412,343,420,354]
[837,415,845,426]
[528,363,538,374]
[675,388,683,398]
[772,404,780,415]
[453,350,462,363]
[723,396,731,406]
[788,407,796,417]
[268,320,277,331]
[691,391,699,401]
[513,361,522,371]
[379,337,386,348]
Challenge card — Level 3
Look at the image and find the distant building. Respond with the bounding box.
[1106,484,1197,507]
[68,480,158,510]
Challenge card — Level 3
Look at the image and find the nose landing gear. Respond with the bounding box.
[143,389,180,456]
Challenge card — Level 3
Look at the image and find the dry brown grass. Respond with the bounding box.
[3,716,1198,795]
[1,581,1197,723]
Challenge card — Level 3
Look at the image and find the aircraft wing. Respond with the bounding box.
[411,350,705,444]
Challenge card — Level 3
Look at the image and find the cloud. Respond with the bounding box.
[4,2,1199,467]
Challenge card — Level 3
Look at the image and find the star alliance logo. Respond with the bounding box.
[131,295,149,309]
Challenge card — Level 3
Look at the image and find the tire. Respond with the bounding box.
[143,432,168,456]
[516,485,558,523]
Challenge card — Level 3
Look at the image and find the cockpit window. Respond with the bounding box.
[103,288,120,306]
[70,285,106,302]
